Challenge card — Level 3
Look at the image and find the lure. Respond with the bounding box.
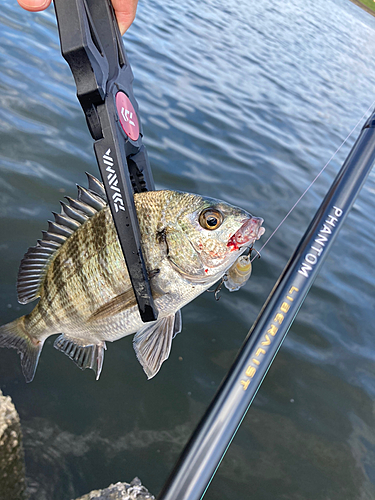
[224,253,252,292]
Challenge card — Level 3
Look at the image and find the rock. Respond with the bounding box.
[73,477,154,500]
[0,389,26,500]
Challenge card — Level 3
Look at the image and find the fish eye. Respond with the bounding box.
[199,208,223,230]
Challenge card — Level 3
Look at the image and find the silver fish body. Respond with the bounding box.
[0,176,265,382]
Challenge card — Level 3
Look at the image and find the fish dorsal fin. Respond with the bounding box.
[133,312,181,379]
[53,334,107,380]
[17,174,107,305]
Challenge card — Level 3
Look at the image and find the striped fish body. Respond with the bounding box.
[0,177,265,382]
[24,207,134,340]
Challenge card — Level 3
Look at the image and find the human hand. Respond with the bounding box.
[16,0,138,35]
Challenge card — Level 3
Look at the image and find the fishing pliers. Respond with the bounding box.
[54,0,158,323]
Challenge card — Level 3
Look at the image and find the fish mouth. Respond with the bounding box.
[227,217,265,251]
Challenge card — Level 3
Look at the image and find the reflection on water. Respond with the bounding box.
[24,417,194,500]
[1,0,375,498]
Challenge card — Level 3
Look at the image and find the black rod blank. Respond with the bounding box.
[157,110,375,500]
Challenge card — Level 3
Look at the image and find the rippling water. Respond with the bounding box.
[1,0,375,499]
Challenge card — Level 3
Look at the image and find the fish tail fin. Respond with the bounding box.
[0,317,44,383]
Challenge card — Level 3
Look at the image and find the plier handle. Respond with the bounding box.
[54,0,158,322]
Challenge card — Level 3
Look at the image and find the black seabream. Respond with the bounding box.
[0,176,265,383]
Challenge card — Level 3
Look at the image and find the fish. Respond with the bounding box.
[224,252,253,292]
[0,174,265,383]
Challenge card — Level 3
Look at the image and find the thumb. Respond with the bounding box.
[17,0,51,12]
[111,0,138,35]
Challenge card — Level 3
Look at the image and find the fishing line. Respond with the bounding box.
[251,99,375,262]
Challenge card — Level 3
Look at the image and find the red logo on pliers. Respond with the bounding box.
[116,91,139,141]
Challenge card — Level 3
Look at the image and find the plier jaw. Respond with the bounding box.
[54,0,158,323]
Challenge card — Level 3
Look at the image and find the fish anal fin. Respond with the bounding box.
[133,313,178,379]
[53,334,106,380]
[89,289,137,322]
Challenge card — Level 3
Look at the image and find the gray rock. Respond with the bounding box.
[0,389,26,500]
[73,477,154,500]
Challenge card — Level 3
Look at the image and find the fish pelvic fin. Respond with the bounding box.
[53,334,106,380]
[133,311,182,379]
[173,309,182,338]
[0,317,44,383]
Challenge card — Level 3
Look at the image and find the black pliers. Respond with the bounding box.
[54,0,158,322]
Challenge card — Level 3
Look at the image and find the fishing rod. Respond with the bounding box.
[157,110,375,500]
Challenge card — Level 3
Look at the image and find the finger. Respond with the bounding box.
[111,0,138,35]
[17,0,51,11]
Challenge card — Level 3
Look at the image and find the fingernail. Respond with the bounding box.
[18,0,50,11]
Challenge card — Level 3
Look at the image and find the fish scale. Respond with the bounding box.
[0,176,265,382]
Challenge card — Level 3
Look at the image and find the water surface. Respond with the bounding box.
[1,0,375,499]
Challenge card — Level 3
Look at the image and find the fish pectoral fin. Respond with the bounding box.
[53,334,107,380]
[89,289,137,321]
[133,313,178,379]
[89,288,162,322]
